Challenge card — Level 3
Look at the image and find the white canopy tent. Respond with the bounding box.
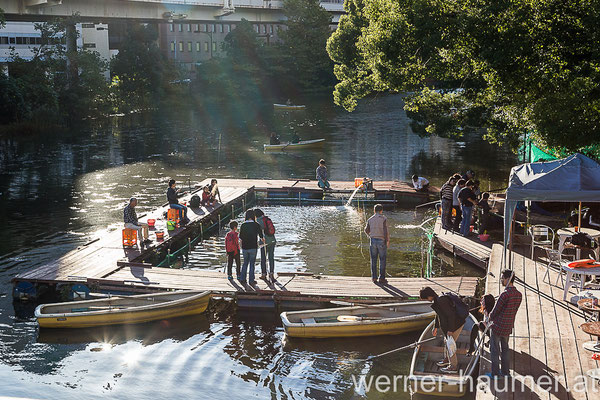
[503,153,600,267]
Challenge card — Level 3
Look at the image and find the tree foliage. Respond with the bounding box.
[110,24,179,112]
[327,0,600,150]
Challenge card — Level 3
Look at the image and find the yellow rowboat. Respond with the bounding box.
[409,314,482,397]
[35,290,211,329]
[280,301,435,338]
[264,138,326,152]
[273,103,306,110]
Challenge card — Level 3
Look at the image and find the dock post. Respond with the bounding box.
[298,192,301,206]
[232,204,235,219]
[242,199,245,212]
[200,224,203,243]
[186,238,191,263]
[218,214,221,232]
[167,248,171,267]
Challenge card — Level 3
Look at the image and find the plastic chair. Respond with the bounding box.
[544,248,575,287]
[122,228,137,247]
[529,225,555,259]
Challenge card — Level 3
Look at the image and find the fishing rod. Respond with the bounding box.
[367,337,438,360]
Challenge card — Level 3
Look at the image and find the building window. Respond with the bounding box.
[178,24,183,32]
[202,24,207,32]
[0,37,8,45]
[204,41,209,52]
[178,41,183,52]
[269,25,274,34]
[187,41,192,52]
[9,37,15,44]
[195,24,200,32]
[218,24,223,33]
[212,42,217,52]
[212,24,216,33]
[83,43,96,48]
[170,24,174,32]
[16,37,23,45]
[170,41,175,52]
[253,25,259,33]
[187,24,192,32]
[82,23,95,29]
[196,42,200,52]
[225,25,230,33]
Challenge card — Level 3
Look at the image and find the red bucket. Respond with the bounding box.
[147,219,156,227]
[155,231,164,240]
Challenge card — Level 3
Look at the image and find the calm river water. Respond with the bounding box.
[0,95,517,399]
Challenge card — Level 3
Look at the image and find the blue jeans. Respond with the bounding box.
[170,203,187,221]
[490,331,511,377]
[460,205,473,236]
[370,238,387,280]
[241,248,258,283]
[260,243,275,275]
[318,179,331,189]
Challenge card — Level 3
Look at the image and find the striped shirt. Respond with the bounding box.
[440,182,454,201]
[489,285,522,337]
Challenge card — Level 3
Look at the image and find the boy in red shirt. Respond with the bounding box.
[225,221,241,280]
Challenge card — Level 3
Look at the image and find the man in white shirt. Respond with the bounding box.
[412,175,430,192]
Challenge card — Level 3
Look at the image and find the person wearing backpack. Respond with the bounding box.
[254,208,276,282]
[420,287,468,373]
[224,221,241,281]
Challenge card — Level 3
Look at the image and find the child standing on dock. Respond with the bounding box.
[255,208,277,282]
[239,210,265,286]
[364,204,389,284]
[225,221,241,281]
[316,159,331,190]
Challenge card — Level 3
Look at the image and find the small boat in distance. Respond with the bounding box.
[408,314,482,397]
[280,301,435,338]
[273,103,306,110]
[35,290,211,329]
[264,138,326,151]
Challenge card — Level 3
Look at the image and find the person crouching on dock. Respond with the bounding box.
[316,159,331,191]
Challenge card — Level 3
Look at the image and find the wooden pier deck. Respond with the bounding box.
[433,219,492,269]
[209,178,438,205]
[477,244,599,400]
[12,178,477,305]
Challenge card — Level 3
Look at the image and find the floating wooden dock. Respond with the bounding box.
[12,179,477,307]
[477,244,599,400]
[433,219,492,269]
[210,178,438,206]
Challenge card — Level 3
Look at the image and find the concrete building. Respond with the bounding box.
[0,21,111,78]
[158,21,284,72]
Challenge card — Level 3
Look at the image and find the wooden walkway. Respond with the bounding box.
[477,244,599,400]
[14,185,252,284]
[208,178,438,205]
[13,179,477,305]
[433,219,492,269]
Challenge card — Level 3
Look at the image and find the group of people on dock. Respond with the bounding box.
[439,170,491,236]
[419,269,522,377]
[225,208,277,286]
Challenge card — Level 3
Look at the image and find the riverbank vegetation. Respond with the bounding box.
[327,0,600,154]
[0,0,335,133]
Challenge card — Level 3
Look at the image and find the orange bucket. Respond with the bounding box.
[155,231,165,240]
[354,178,364,188]
[147,219,156,227]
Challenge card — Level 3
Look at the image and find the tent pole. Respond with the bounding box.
[578,202,582,228]
[508,211,516,271]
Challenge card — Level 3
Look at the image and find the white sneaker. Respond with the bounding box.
[436,360,450,367]
[440,366,458,373]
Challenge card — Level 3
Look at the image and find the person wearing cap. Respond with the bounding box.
[124,197,150,247]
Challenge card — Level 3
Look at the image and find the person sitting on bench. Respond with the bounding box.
[124,197,150,247]
[167,179,189,223]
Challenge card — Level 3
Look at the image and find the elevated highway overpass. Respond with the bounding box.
[0,0,345,24]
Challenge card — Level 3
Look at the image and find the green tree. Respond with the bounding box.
[279,0,336,93]
[327,0,600,151]
[111,24,179,112]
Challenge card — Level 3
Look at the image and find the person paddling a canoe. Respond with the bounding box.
[270,132,281,145]
[291,132,301,144]
[316,159,331,190]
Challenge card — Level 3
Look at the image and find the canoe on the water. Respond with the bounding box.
[273,103,306,110]
[280,301,435,338]
[264,138,326,151]
[409,314,481,397]
[35,290,211,329]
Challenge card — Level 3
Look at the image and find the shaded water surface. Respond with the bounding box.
[0,95,516,399]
